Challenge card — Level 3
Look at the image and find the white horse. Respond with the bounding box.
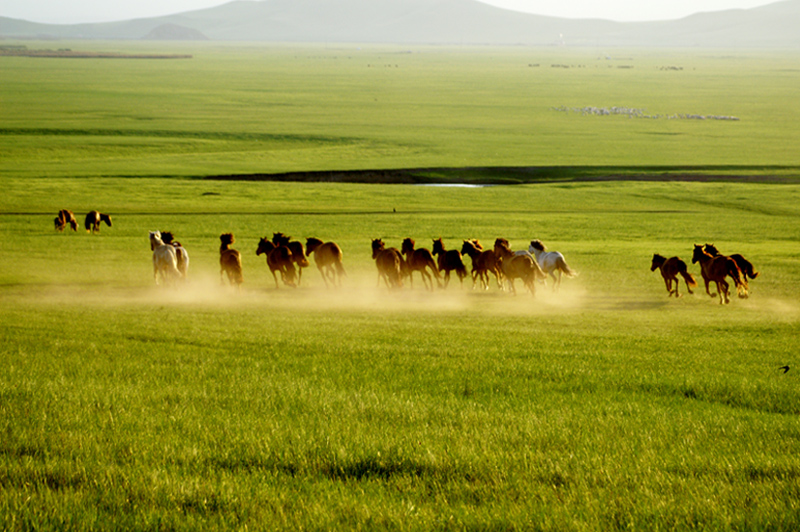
[528,239,576,290]
[149,231,181,285]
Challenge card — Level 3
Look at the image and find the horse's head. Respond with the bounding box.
[102,213,112,227]
[703,243,720,256]
[432,238,445,255]
[149,231,162,250]
[371,238,386,259]
[160,231,175,244]
[460,239,480,256]
[401,238,415,255]
[305,237,323,254]
[493,238,512,258]
[256,237,275,256]
[691,244,706,264]
[530,240,545,252]
[272,232,290,246]
[651,253,665,271]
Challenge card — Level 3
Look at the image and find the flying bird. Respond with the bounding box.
[779,365,790,374]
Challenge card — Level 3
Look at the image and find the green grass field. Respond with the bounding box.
[2,43,800,531]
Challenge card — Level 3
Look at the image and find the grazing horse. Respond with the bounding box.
[371,239,404,289]
[460,239,502,290]
[691,244,748,304]
[306,237,346,288]
[160,231,189,280]
[149,231,181,286]
[703,243,759,281]
[528,240,576,290]
[493,239,544,296]
[272,233,309,285]
[401,238,441,291]
[257,237,296,288]
[55,209,78,232]
[219,233,244,288]
[650,254,696,297]
[431,238,468,288]
[84,211,112,233]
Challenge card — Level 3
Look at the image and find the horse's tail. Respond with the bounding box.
[735,256,759,280]
[297,256,310,268]
[727,258,748,298]
[335,260,347,279]
[556,256,577,278]
[679,268,697,293]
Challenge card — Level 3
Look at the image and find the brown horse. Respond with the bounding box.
[219,233,243,288]
[160,231,189,280]
[691,244,748,304]
[305,237,346,288]
[460,239,503,290]
[650,253,696,297]
[84,211,112,233]
[493,239,543,296]
[55,209,78,232]
[371,239,404,289]
[272,233,309,285]
[431,238,468,288]
[703,243,759,281]
[401,238,441,291]
[257,238,296,288]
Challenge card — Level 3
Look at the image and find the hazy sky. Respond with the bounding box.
[0,0,778,25]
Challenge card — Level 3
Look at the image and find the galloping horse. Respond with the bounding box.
[460,239,502,290]
[401,238,441,291]
[160,231,189,280]
[691,244,748,304]
[703,243,759,281]
[371,239,404,289]
[305,237,346,288]
[272,233,309,285]
[149,231,181,286]
[219,233,244,288]
[55,209,78,232]
[257,237,296,288]
[493,239,544,296]
[431,238,468,288]
[84,211,112,233]
[650,253,696,297]
[528,239,576,290]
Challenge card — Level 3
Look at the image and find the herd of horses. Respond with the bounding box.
[55,209,758,303]
[651,244,758,304]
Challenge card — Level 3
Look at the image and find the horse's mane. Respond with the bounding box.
[272,232,291,246]
[530,240,546,252]
[160,231,175,244]
[703,243,721,256]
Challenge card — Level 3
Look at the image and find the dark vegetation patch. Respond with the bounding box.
[0,47,192,59]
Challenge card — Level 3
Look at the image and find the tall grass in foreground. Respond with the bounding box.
[1,179,800,530]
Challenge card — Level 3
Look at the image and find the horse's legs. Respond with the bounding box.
[318,265,330,288]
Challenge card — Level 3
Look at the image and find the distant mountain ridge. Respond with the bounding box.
[1,0,798,47]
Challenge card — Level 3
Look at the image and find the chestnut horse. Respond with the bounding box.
[691,244,747,304]
[306,237,346,288]
[84,211,112,233]
[460,239,502,290]
[149,231,181,286]
[371,239,404,289]
[55,209,78,232]
[401,238,441,291]
[431,238,468,288]
[257,238,296,288]
[650,253,696,297]
[220,233,243,288]
[703,243,759,281]
[160,231,189,280]
[493,239,544,296]
[528,239,576,290]
[272,233,309,285]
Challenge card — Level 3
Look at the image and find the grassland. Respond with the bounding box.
[1,43,800,531]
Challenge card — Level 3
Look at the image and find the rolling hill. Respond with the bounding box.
[1,0,798,47]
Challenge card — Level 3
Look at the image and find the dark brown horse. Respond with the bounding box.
[371,238,404,289]
[84,211,112,233]
[650,253,696,297]
[431,238,467,288]
[160,231,189,280]
[493,239,543,296]
[272,233,309,285]
[401,238,441,291]
[305,237,346,288]
[460,239,503,290]
[257,238,296,288]
[55,209,78,232]
[703,243,759,281]
[219,233,243,288]
[692,244,748,304]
